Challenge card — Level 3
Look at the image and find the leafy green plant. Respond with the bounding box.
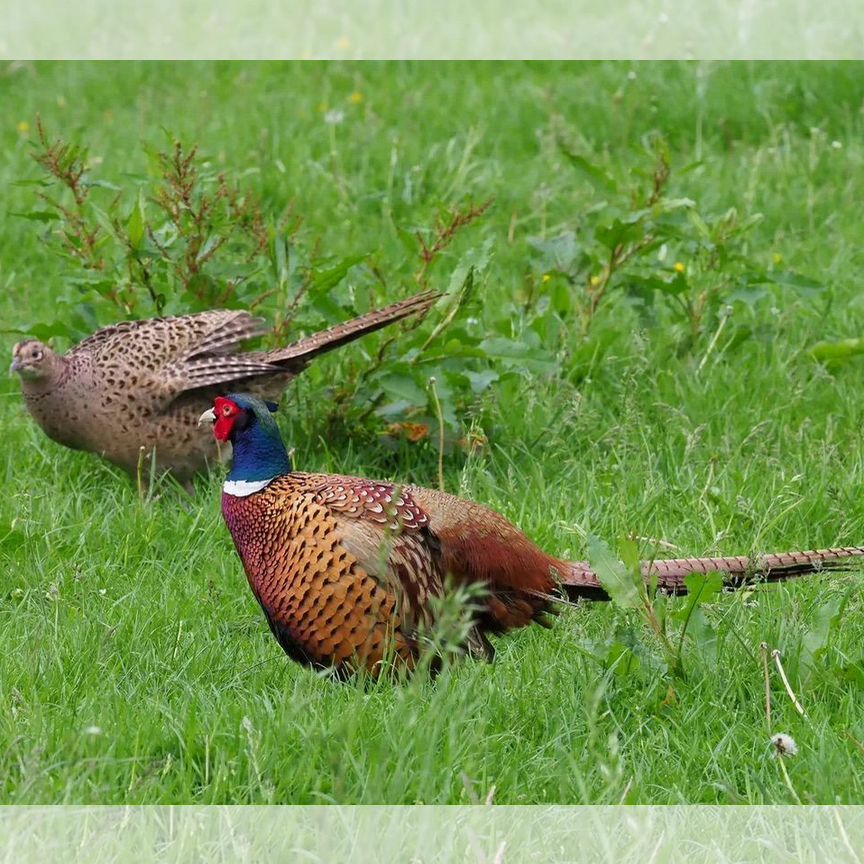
[529,122,829,357]
[12,121,498,446]
[10,113,835,461]
[17,119,278,330]
[586,534,722,680]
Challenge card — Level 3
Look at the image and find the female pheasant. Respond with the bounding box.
[11,290,437,484]
[202,394,864,677]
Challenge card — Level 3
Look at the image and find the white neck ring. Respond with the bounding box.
[223,477,275,497]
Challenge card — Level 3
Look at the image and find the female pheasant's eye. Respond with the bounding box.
[33,350,43,361]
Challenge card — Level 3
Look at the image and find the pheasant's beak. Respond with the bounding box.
[198,408,217,427]
[9,357,20,376]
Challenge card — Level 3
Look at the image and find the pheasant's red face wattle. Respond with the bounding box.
[213,396,243,442]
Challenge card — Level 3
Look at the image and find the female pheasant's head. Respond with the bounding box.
[11,339,62,385]
[199,394,292,489]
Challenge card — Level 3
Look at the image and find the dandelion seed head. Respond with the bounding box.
[771,732,798,757]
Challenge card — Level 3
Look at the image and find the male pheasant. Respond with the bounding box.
[202,393,864,677]
[11,291,437,483]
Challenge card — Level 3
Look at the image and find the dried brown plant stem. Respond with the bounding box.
[415,199,492,289]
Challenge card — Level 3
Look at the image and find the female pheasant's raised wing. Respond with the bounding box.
[13,291,439,481]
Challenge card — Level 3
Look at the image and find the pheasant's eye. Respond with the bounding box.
[222,404,232,416]
[33,350,43,361]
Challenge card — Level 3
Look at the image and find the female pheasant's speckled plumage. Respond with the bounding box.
[210,395,864,678]
[11,291,438,483]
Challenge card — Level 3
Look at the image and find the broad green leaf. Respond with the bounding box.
[587,534,642,610]
[766,270,826,297]
[12,210,59,222]
[478,337,559,374]
[195,234,222,264]
[810,338,864,363]
[801,595,843,672]
[654,197,695,214]
[272,234,289,285]
[309,254,367,295]
[5,320,77,341]
[673,571,723,625]
[727,285,768,307]
[376,372,428,405]
[687,208,711,239]
[464,369,499,393]
[85,179,122,191]
[595,214,646,251]
[127,189,146,250]
[607,641,642,678]
[527,232,579,274]
[558,148,617,193]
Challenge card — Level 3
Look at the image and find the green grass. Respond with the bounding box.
[3,61,864,804]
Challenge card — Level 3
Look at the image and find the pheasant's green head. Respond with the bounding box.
[199,394,292,483]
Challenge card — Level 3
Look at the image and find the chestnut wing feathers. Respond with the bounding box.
[312,476,446,633]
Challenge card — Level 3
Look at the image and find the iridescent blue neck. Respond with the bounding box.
[228,420,292,482]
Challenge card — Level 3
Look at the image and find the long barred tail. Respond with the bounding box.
[563,546,864,599]
[264,290,440,366]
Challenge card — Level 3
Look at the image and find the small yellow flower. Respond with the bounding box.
[16,120,30,135]
[336,36,351,50]
[674,261,686,274]
[772,252,783,266]
[349,91,364,105]
[590,275,602,287]
[542,273,551,283]
[317,101,329,113]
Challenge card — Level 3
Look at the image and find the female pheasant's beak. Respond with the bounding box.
[198,408,217,427]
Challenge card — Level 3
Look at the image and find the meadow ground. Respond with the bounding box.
[2,61,864,804]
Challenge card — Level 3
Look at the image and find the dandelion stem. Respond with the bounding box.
[777,753,801,804]
[697,306,730,374]
[760,641,773,730]
[771,649,806,716]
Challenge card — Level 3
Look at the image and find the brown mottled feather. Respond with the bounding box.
[13,292,438,482]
